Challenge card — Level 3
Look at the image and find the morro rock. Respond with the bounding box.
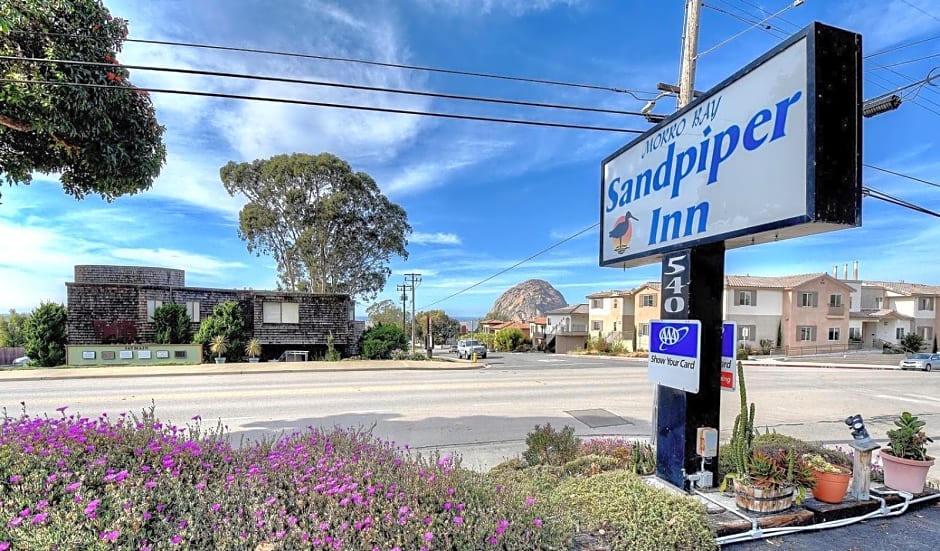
[489,279,567,321]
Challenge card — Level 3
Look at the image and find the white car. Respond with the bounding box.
[899,353,939,372]
[12,356,29,367]
[457,339,487,359]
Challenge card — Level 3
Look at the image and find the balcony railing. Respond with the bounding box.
[827,305,845,316]
[548,324,588,335]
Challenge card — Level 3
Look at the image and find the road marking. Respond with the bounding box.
[537,359,567,363]
[906,394,940,403]
[5,380,535,406]
[874,394,933,405]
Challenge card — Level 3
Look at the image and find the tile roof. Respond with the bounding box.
[724,273,829,289]
[586,290,633,299]
[530,316,547,325]
[545,303,589,315]
[849,309,914,321]
[861,281,940,296]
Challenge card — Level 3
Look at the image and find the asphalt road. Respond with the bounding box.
[2,353,939,479]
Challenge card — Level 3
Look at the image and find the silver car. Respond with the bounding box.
[899,353,939,372]
[457,339,487,359]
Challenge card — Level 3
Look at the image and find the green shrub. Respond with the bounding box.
[736,345,752,360]
[324,331,341,361]
[562,454,621,476]
[193,300,246,361]
[23,301,67,367]
[152,303,192,344]
[361,323,407,359]
[579,438,656,475]
[548,470,716,551]
[523,424,580,467]
[494,328,525,352]
[717,431,852,482]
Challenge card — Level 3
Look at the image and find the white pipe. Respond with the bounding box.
[713,488,939,546]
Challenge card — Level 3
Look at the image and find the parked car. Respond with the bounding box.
[899,353,939,372]
[457,339,487,359]
[12,356,29,367]
[448,343,458,353]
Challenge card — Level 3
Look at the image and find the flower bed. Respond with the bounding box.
[0,407,565,550]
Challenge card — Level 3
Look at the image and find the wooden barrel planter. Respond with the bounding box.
[734,480,794,513]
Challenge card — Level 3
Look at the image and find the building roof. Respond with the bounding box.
[530,316,547,325]
[545,303,589,315]
[632,282,661,293]
[850,309,915,321]
[861,281,940,297]
[725,273,855,292]
[586,289,633,299]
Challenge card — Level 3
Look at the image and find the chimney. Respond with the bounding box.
[853,260,859,280]
[833,265,838,278]
[843,263,848,280]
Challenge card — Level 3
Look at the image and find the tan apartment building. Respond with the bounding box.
[847,280,940,348]
[586,289,636,351]
[632,282,662,351]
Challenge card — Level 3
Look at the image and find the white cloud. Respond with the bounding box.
[842,0,940,51]
[410,232,462,245]
[417,0,583,16]
[109,248,247,277]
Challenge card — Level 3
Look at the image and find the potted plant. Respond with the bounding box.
[721,361,815,512]
[210,335,228,364]
[880,411,934,494]
[803,453,852,504]
[245,338,262,363]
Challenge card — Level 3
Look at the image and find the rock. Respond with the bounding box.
[489,279,567,321]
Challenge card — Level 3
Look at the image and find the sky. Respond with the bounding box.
[2,0,940,319]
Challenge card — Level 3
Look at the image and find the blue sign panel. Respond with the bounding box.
[648,320,702,393]
[721,322,737,391]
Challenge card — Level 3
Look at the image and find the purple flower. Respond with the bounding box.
[85,499,100,518]
[0,542,9,551]
[488,536,498,545]
[8,475,21,484]
[211,503,221,512]
[7,517,23,528]
[533,518,543,527]
[101,530,120,542]
[525,496,535,506]
[453,516,464,525]
[172,535,183,544]
[30,513,48,524]
[423,516,432,525]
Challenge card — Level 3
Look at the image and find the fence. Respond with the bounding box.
[766,341,865,357]
[0,347,25,365]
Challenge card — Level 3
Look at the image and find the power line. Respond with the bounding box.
[0,77,645,134]
[898,0,940,24]
[874,52,940,69]
[697,0,806,59]
[734,0,803,30]
[864,163,940,190]
[11,30,659,100]
[0,55,650,118]
[703,1,789,39]
[419,223,599,309]
[864,186,940,217]
[865,34,940,59]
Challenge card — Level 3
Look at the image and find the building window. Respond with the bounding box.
[591,299,602,309]
[642,294,656,307]
[737,290,755,306]
[799,292,818,307]
[738,325,756,341]
[829,294,842,307]
[875,297,883,309]
[263,301,299,324]
[797,326,817,341]
[639,323,649,336]
[917,326,933,340]
[612,299,618,308]
[919,297,935,311]
[592,320,603,331]
[185,301,200,323]
[896,327,905,340]
[828,327,840,341]
[849,327,862,341]
[146,299,163,321]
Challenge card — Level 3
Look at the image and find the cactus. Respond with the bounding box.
[729,360,755,482]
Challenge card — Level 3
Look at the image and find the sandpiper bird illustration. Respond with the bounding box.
[609,211,639,253]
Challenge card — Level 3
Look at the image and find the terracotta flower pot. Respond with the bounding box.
[733,479,794,513]
[880,452,935,494]
[812,469,851,504]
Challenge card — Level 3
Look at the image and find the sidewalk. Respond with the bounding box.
[0,357,487,382]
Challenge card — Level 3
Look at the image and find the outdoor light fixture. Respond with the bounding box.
[862,94,902,118]
[844,414,881,500]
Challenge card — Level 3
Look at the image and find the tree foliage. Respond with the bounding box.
[493,327,525,352]
[220,153,410,300]
[24,301,67,367]
[359,324,407,360]
[152,303,192,345]
[193,301,246,361]
[414,310,461,345]
[0,0,166,200]
[366,299,404,329]
[0,308,31,347]
[901,332,925,353]
[483,311,511,322]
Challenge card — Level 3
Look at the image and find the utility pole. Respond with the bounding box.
[404,273,422,355]
[677,0,701,109]
[397,284,408,334]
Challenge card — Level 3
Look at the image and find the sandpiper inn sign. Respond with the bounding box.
[600,23,861,269]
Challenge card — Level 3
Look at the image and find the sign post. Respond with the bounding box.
[599,22,861,489]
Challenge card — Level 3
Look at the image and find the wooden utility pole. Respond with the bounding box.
[678,0,701,109]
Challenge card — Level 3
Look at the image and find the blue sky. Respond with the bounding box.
[2,0,939,319]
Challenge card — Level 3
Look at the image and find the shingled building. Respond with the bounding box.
[66,265,359,359]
